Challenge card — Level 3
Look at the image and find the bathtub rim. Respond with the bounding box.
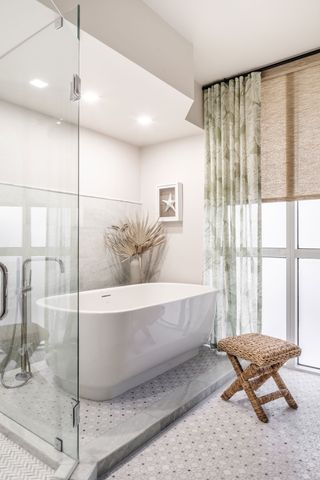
[36,282,218,315]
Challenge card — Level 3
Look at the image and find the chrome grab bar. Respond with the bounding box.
[0,262,8,319]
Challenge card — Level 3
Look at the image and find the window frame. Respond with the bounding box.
[262,201,320,373]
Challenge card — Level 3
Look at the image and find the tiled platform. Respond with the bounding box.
[80,347,230,446]
[75,348,232,479]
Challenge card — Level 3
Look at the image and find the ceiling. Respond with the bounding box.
[3,0,319,145]
[80,33,200,145]
[0,0,201,147]
[0,0,57,58]
[143,0,320,85]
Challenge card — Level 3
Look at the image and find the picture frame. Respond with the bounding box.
[157,183,183,222]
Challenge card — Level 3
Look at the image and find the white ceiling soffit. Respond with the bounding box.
[143,0,320,85]
[0,0,57,58]
[80,31,201,146]
[37,0,195,100]
[0,1,201,146]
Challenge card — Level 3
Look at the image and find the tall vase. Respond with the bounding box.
[129,256,142,284]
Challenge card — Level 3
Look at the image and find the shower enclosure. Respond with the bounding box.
[0,0,80,475]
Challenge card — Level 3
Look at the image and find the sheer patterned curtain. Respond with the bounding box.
[203,72,262,345]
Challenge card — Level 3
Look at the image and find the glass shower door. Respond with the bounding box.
[0,2,80,469]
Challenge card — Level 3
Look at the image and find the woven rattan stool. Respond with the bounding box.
[217,333,301,423]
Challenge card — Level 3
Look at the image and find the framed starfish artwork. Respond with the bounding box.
[157,183,183,222]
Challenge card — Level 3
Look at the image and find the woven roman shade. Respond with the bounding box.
[261,53,320,202]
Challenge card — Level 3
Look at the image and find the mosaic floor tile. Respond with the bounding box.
[0,431,54,480]
[0,347,226,449]
[104,368,320,480]
[80,347,225,446]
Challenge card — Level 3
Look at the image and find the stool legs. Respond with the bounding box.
[221,377,242,400]
[223,354,269,423]
[221,355,298,422]
[271,369,298,409]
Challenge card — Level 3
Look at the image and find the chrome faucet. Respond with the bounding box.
[16,256,65,383]
[22,257,65,292]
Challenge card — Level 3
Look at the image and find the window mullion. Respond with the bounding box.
[294,249,320,258]
[286,201,296,345]
[262,248,287,258]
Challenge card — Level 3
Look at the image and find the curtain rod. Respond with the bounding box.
[202,47,320,90]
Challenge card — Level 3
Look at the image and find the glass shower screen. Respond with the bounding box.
[0,1,80,470]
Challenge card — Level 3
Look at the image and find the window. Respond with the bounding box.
[261,200,320,371]
[298,200,320,249]
[261,202,287,340]
[298,258,320,369]
[260,54,320,371]
[0,207,23,247]
[262,257,286,340]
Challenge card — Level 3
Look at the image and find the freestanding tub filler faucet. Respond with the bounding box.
[15,256,65,383]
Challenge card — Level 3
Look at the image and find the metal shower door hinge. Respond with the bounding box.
[70,74,81,102]
[54,17,63,30]
[73,400,80,428]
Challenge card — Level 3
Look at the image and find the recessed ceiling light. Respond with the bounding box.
[56,118,63,125]
[136,115,153,126]
[29,78,48,89]
[82,92,99,103]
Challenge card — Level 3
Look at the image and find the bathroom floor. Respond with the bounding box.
[0,346,231,479]
[0,355,319,480]
[103,368,320,480]
[0,358,76,456]
[0,347,230,455]
[79,346,228,446]
[0,430,54,480]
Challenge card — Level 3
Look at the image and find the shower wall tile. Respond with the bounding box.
[0,182,141,297]
[79,196,141,291]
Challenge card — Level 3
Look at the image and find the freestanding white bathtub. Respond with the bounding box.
[38,283,217,401]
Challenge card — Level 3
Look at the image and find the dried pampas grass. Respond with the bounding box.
[104,215,166,284]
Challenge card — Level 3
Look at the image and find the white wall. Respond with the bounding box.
[0,100,78,193]
[0,100,140,202]
[140,134,205,284]
[80,128,140,202]
[0,99,205,286]
[0,100,142,298]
